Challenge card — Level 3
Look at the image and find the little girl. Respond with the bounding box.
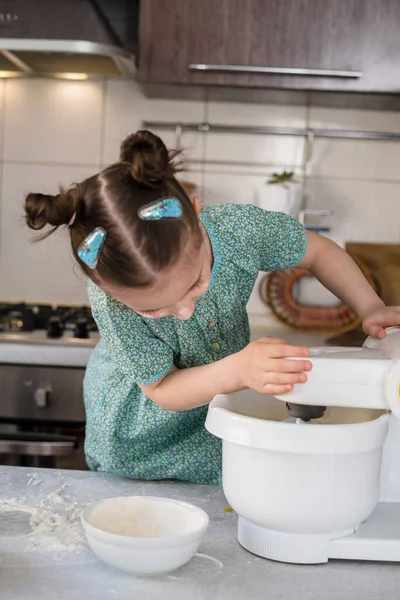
[25,130,400,486]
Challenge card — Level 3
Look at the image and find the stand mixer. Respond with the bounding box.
[279,326,400,422]
[206,327,400,564]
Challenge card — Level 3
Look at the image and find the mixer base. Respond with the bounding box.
[238,502,400,564]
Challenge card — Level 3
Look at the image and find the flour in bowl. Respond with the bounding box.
[88,497,164,538]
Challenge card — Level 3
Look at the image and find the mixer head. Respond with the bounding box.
[285,403,326,421]
[276,327,400,419]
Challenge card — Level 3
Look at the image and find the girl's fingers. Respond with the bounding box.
[264,372,308,385]
[366,324,386,339]
[374,328,386,339]
[268,358,312,373]
[262,383,294,395]
[262,344,310,359]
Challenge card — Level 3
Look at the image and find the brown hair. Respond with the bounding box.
[24,130,202,288]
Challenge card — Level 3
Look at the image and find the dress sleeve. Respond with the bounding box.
[88,282,174,385]
[209,203,308,272]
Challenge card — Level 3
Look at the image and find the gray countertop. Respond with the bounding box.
[0,324,328,368]
[0,466,398,600]
[0,332,98,367]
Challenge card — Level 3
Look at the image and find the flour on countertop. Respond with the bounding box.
[195,552,224,571]
[27,473,43,487]
[46,483,68,504]
[0,484,88,557]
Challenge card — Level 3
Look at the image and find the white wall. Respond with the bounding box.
[0,79,400,314]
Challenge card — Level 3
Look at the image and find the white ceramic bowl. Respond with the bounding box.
[81,496,209,576]
[206,390,389,563]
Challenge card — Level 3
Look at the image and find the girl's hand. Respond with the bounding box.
[235,337,312,395]
[362,306,400,339]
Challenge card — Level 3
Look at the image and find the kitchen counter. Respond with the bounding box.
[0,467,399,600]
[0,319,331,369]
[0,307,362,371]
[0,332,98,367]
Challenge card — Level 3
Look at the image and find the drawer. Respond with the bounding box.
[0,365,86,424]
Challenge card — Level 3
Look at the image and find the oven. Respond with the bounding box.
[0,303,98,469]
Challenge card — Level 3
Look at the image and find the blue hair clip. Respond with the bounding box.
[77,227,107,270]
[138,197,183,221]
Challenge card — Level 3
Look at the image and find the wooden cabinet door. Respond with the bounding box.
[138,0,400,93]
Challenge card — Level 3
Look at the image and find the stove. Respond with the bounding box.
[0,303,99,468]
[0,302,98,341]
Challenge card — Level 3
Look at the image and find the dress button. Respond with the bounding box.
[208,320,216,329]
[212,341,220,350]
[199,298,207,305]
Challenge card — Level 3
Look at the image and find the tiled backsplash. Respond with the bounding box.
[0,79,400,315]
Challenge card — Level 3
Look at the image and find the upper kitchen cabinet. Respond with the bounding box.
[138,0,400,94]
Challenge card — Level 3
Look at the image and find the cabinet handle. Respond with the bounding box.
[188,64,362,79]
[34,388,50,409]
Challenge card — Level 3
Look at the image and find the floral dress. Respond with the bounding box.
[84,203,307,485]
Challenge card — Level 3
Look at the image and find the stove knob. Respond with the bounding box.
[47,316,63,338]
[22,308,35,332]
[74,318,89,339]
[9,311,24,331]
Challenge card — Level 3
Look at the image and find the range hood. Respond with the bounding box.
[0,0,136,79]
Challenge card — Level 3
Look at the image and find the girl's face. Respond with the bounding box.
[104,228,212,321]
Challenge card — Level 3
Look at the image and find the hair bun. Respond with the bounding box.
[120,130,174,185]
[25,189,76,231]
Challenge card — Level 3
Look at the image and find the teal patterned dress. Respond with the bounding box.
[84,203,307,485]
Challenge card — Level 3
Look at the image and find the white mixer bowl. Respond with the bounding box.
[206,390,389,563]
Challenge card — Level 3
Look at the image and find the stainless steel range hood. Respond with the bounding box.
[0,0,136,79]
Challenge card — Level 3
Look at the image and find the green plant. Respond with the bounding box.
[267,170,297,189]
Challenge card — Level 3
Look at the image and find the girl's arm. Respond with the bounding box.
[141,231,400,412]
[139,338,311,411]
[298,231,400,338]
